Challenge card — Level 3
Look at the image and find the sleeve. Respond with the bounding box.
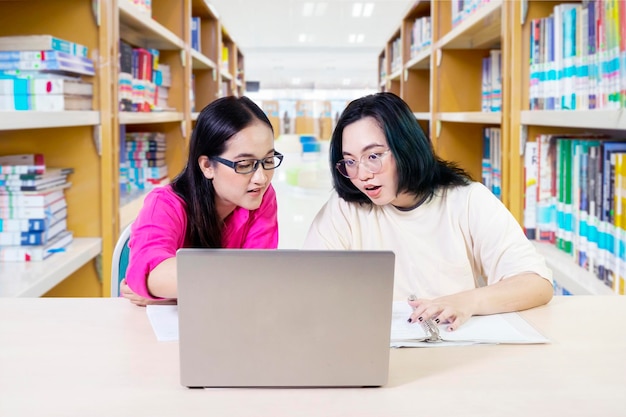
[241,184,279,248]
[464,183,553,285]
[302,192,353,250]
[125,187,187,299]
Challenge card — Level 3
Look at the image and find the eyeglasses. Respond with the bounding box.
[212,152,284,174]
[335,150,391,179]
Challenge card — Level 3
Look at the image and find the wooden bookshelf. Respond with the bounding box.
[0,0,243,298]
[0,0,106,297]
[0,238,102,297]
[379,0,624,296]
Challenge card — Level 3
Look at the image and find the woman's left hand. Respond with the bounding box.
[119,279,177,307]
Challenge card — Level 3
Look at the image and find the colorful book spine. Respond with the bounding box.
[523,141,538,240]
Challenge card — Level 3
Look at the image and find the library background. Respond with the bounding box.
[0,0,623,299]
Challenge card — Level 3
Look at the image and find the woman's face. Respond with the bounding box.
[341,117,416,208]
[200,121,276,219]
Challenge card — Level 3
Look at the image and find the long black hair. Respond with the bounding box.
[329,92,471,205]
[171,96,273,247]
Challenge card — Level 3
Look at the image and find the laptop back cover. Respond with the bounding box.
[177,249,395,388]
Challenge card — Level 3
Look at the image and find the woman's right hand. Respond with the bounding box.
[119,279,177,307]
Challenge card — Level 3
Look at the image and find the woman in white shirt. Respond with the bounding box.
[303,92,553,331]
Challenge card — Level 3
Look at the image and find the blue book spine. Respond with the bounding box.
[191,17,201,52]
[0,217,47,233]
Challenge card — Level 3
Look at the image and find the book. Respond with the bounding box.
[0,206,67,233]
[191,17,201,52]
[0,55,95,76]
[0,195,66,219]
[389,302,549,347]
[0,76,92,96]
[0,230,73,262]
[0,188,66,208]
[0,216,66,246]
[0,35,88,58]
[0,94,92,111]
[523,140,538,240]
[0,167,73,184]
[0,153,45,175]
[1,177,68,192]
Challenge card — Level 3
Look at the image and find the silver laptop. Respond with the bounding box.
[176,249,395,388]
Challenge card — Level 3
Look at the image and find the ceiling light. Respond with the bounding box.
[298,33,307,42]
[302,2,314,16]
[342,79,351,86]
[348,34,356,43]
[363,3,374,17]
[356,34,364,43]
[352,2,363,17]
[292,78,301,85]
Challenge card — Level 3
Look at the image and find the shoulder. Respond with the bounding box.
[139,184,187,220]
[145,184,185,206]
[441,182,498,207]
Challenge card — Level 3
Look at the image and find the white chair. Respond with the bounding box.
[111,222,133,297]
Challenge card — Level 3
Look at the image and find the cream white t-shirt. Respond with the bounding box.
[302,182,553,300]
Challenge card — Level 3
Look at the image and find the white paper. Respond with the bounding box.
[146,305,179,341]
[390,301,549,347]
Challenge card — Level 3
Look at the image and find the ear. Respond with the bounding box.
[198,155,215,179]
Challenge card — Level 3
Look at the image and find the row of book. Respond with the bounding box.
[120,131,168,196]
[408,16,431,60]
[481,49,502,113]
[119,41,173,112]
[481,127,502,201]
[523,135,626,295]
[451,0,493,28]
[0,34,94,111]
[529,1,626,111]
[0,153,73,261]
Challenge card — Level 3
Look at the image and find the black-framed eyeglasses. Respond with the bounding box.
[212,152,284,174]
[335,149,391,179]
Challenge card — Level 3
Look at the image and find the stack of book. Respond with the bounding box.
[123,132,168,192]
[0,34,94,111]
[0,153,74,261]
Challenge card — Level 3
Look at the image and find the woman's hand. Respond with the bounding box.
[119,279,177,307]
[407,293,476,331]
[406,273,553,330]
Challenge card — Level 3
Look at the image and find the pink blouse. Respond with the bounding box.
[125,184,278,298]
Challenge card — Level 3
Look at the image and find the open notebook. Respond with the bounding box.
[390,301,549,347]
[147,301,549,347]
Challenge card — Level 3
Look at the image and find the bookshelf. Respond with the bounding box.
[0,0,244,297]
[379,0,621,296]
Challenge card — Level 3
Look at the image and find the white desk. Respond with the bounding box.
[1,296,625,417]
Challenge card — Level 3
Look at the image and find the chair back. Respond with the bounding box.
[111,222,132,297]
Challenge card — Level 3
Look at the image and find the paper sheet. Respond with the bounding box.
[146,304,179,341]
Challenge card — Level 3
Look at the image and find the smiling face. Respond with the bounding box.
[341,117,418,209]
[199,121,276,219]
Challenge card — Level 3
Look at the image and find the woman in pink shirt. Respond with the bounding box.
[121,96,282,305]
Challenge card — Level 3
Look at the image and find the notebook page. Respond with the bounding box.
[391,301,549,347]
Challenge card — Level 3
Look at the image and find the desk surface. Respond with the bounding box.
[1,296,625,417]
